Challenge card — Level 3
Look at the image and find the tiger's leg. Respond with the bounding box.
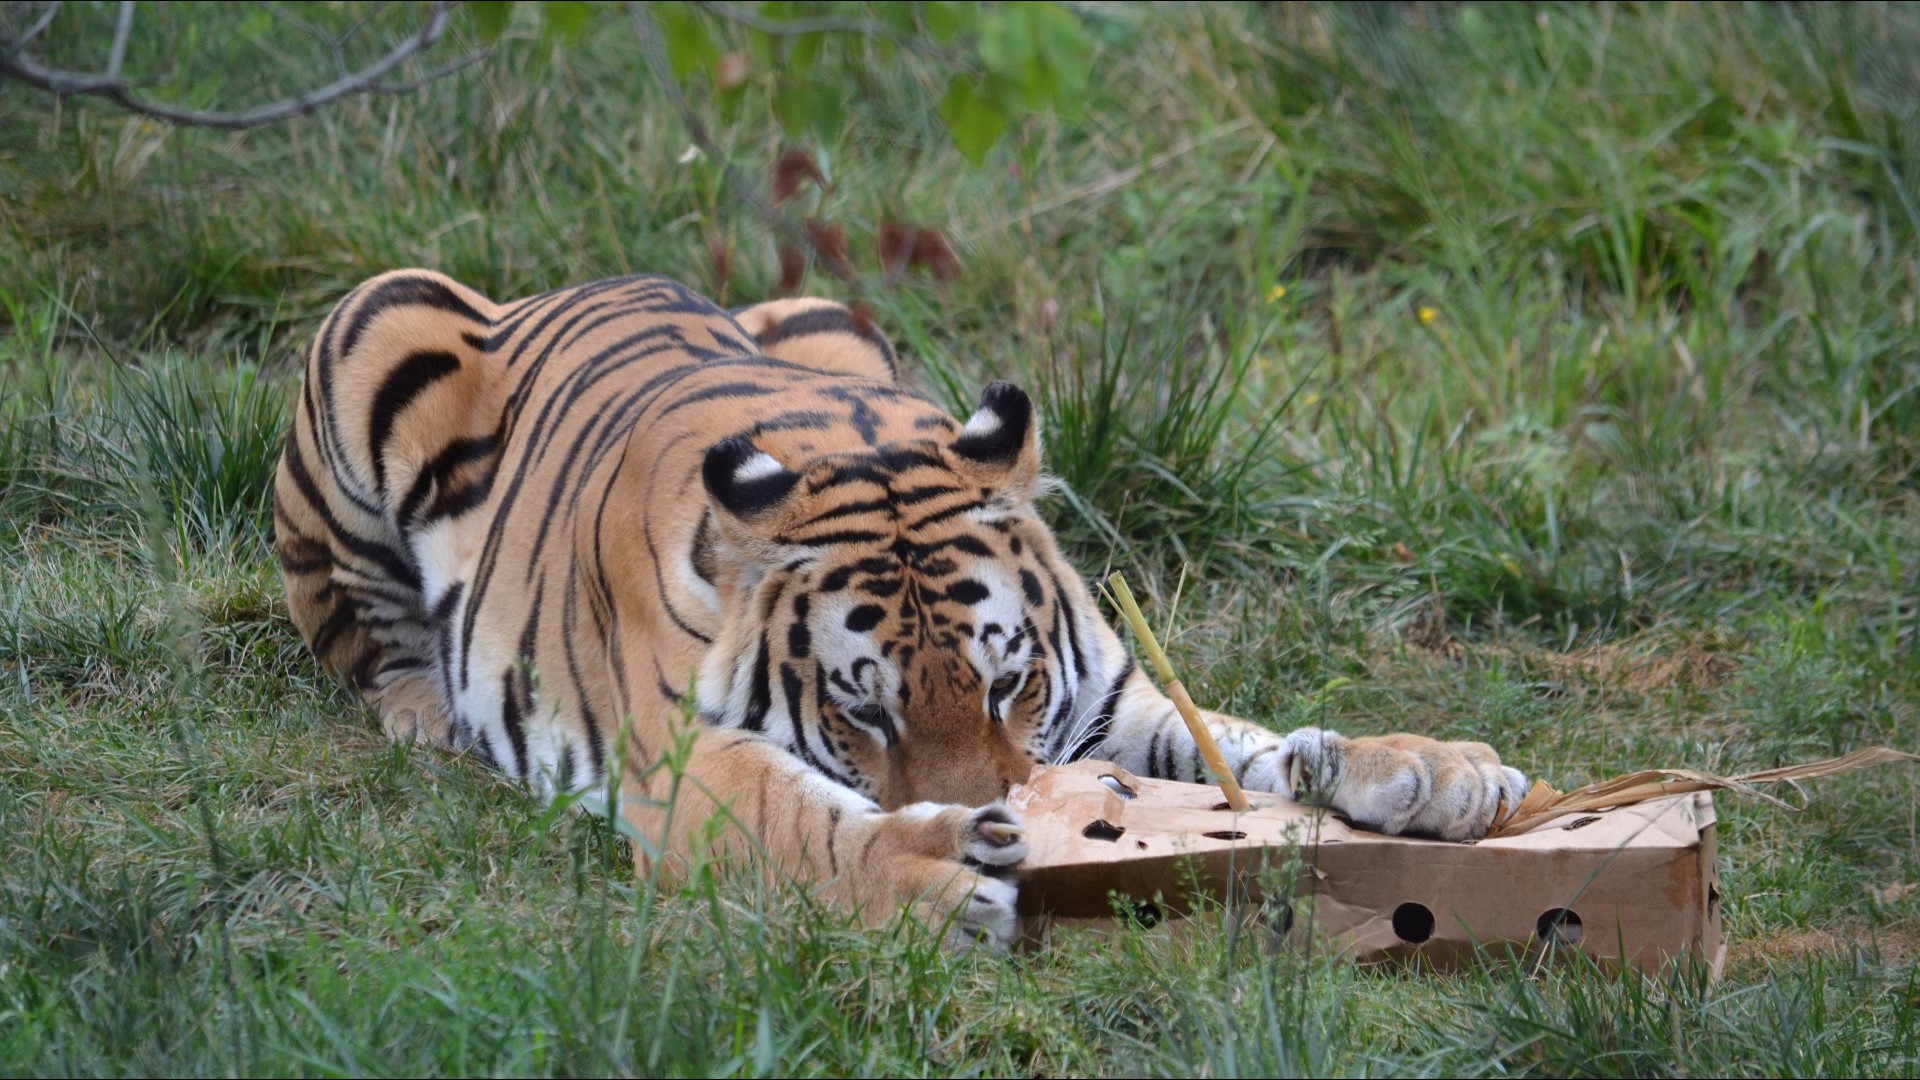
[275,269,503,746]
[619,726,1027,949]
[730,298,899,383]
[1090,670,1528,842]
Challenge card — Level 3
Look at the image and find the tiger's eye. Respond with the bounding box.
[991,674,1020,696]
[847,703,887,725]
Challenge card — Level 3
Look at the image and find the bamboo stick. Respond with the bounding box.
[1105,573,1251,812]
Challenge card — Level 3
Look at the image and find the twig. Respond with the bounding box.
[6,3,62,52]
[372,46,493,94]
[0,1,481,130]
[104,1,133,79]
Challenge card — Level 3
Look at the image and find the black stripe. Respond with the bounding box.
[281,434,422,592]
[690,512,719,586]
[779,528,890,547]
[560,559,607,781]
[308,603,359,661]
[658,380,781,415]
[336,275,488,368]
[794,497,892,528]
[642,518,714,645]
[787,594,811,658]
[276,537,332,575]
[903,499,988,531]
[782,663,857,787]
[744,635,772,732]
[754,305,858,346]
[368,350,462,497]
[431,580,465,729]
[1060,657,1133,763]
[498,666,529,779]
[893,483,966,506]
[754,409,837,433]
[398,433,499,524]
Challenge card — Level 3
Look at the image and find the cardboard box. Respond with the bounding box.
[1009,761,1726,976]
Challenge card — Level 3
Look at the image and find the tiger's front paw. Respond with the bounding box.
[863,802,1028,951]
[1264,727,1527,841]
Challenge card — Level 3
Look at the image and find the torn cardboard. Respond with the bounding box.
[1009,761,1725,977]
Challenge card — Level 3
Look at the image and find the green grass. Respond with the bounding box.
[4,2,1920,1074]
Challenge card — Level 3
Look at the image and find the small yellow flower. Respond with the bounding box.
[1266,284,1288,303]
[1301,391,1320,407]
[1417,305,1439,326]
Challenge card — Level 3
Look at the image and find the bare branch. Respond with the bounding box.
[371,46,493,95]
[0,1,482,130]
[263,2,348,77]
[104,1,133,79]
[6,3,62,52]
[341,2,396,49]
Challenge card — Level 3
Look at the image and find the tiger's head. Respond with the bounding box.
[695,381,1099,809]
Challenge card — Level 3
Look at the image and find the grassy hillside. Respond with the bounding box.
[3,3,1918,1074]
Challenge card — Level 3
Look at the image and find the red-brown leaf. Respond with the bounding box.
[706,232,732,300]
[909,226,959,282]
[877,220,913,277]
[772,149,826,205]
[775,242,807,294]
[805,218,854,281]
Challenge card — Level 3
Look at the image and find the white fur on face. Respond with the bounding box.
[961,562,1038,706]
[811,593,901,728]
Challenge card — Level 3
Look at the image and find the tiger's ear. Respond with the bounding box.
[950,380,1041,504]
[703,436,801,540]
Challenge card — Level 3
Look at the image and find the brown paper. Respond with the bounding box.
[1009,761,1725,977]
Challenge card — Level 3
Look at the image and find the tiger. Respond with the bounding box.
[274,270,1528,950]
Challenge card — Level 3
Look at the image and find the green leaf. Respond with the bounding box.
[805,82,846,140]
[938,76,1010,167]
[787,27,823,71]
[977,7,1037,78]
[1034,2,1095,110]
[770,73,843,140]
[236,9,273,42]
[773,75,807,135]
[542,1,595,40]
[921,0,971,43]
[467,0,516,42]
[654,3,719,85]
[875,3,917,34]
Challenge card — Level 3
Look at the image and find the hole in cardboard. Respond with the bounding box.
[1202,830,1248,841]
[1260,898,1294,935]
[1126,901,1162,929]
[1536,907,1584,945]
[1392,902,1435,944]
[1210,801,1234,812]
[1082,819,1125,842]
[1097,774,1137,799]
[1561,815,1602,831]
